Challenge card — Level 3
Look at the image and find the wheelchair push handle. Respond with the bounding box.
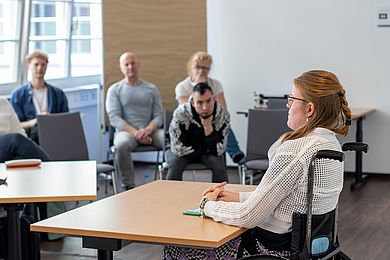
[342,142,368,153]
[315,150,344,162]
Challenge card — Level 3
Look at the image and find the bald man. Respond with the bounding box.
[106,52,164,190]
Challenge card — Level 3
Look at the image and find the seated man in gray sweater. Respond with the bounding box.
[106,52,164,190]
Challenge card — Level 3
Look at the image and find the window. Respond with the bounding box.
[0,0,22,85]
[29,0,102,80]
[0,0,102,93]
[70,1,102,76]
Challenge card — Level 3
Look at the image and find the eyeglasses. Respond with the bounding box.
[287,95,309,107]
[194,65,210,71]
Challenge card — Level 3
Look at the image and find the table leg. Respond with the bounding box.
[4,204,23,260]
[352,116,369,191]
[83,236,122,260]
[97,249,113,260]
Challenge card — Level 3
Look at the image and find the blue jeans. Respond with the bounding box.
[226,128,244,160]
[0,133,50,162]
[165,149,228,183]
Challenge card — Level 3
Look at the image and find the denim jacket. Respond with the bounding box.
[10,82,69,122]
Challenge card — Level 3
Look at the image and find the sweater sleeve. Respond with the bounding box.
[149,86,163,127]
[105,85,127,130]
[204,151,303,229]
[169,108,194,157]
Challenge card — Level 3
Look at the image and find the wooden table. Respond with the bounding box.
[0,161,97,260]
[31,180,256,260]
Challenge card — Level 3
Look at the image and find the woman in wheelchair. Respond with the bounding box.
[163,70,352,259]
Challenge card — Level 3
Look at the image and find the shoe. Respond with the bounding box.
[122,184,135,191]
[232,153,245,164]
[238,156,246,165]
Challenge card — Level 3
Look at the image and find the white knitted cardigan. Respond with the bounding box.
[204,128,343,234]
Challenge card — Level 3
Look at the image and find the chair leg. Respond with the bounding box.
[237,165,242,184]
[154,150,160,180]
[104,174,109,194]
[249,174,254,185]
[158,162,168,180]
[158,164,163,180]
[241,165,247,185]
[111,155,118,194]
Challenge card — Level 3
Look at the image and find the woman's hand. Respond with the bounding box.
[203,187,223,201]
[201,182,239,202]
[202,182,227,196]
[217,190,239,202]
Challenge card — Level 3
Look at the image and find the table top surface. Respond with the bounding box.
[350,107,376,120]
[31,180,256,248]
[237,107,375,119]
[0,161,97,204]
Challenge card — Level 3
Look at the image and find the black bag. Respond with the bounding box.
[0,213,40,260]
[291,211,336,260]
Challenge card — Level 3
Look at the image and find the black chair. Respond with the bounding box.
[254,94,288,109]
[107,124,163,187]
[37,112,118,194]
[158,109,215,180]
[266,95,288,109]
[240,109,290,184]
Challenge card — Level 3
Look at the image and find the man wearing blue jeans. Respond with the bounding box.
[166,83,229,183]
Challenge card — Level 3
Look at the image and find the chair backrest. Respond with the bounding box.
[246,109,289,161]
[291,210,337,259]
[37,112,89,161]
[164,109,174,149]
[164,109,174,132]
[267,97,288,109]
[291,150,345,260]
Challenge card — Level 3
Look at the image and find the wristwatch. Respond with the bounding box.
[199,197,210,218]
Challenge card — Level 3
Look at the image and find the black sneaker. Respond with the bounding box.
[122,184,135,191]
[232,153,245,164]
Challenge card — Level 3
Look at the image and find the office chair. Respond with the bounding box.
[37,112,118,194]
[254,94,288,109]
[107,124,163,186]
[158,109,215,181]
[240,109,290,185]
[266,95,288,109]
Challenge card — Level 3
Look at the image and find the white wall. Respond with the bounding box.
[207,0,390,173]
